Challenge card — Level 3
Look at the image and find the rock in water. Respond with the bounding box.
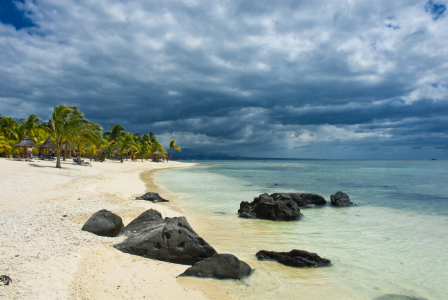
[238,193,301,221]
[270,193,326,207]
[256,249,331,267]
[81,209,124,237]
[114,209,217,265]
[178,254,252,280]
[330,191,353,206]
[135,192,169,202]
[374,295,427,300]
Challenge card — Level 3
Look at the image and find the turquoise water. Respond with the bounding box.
[155,160,448,300]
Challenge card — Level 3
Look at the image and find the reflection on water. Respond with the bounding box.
[153,160,448,300]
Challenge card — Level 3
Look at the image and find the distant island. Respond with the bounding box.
[171,148,315,161]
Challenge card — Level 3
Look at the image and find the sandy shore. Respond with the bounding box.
[0,157,218,299]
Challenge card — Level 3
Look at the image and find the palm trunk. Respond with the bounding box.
[56,145,62,168]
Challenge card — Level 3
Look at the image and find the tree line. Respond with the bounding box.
[0,104,180,168]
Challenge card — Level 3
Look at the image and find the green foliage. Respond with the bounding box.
[115,132,139,162]
[104,124,125,144]
[1,106,167,165]
[0,116,19,140]
[168,140,181,160]
[0,136,19,158]
[42,105,91,167]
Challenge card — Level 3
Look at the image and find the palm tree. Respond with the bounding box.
[85,144,98,162]
[68,121,103,161]
[168,140,181,161]
[115,133,138,163]
[19,114,48,148]
[136,144,150,162]
[104,124,125,145]
[149,132,157,143]
[41,105,87,168]
[0,116,19,140]
[150,140,166,154]
[19,114,40,135]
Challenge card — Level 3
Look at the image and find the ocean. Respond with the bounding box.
[154,160,448,300]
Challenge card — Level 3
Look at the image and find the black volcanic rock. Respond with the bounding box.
[135,192,169,203]
[0,275,12,286]
[330,191,353,206]
[270,193,326,207]
[81,209,124,237]
[238,193,301,221]
[178,254,252,280]
[374,295,427,300]
[114,209,217,265]
[256,249,331,267]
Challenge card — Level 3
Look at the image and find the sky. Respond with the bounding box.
[0,0,447,159]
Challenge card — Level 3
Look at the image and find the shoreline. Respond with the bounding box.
[0,158,216,299]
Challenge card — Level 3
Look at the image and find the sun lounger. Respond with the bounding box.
[73,158,92,167]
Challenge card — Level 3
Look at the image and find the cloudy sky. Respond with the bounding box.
[1,0,447,159]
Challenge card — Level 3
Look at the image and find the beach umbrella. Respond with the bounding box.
[39,137,57,149]
[12,135,38,159]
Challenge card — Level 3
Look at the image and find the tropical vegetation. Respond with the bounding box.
[0,104,178,168]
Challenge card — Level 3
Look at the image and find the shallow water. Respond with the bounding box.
[154,160,448,300]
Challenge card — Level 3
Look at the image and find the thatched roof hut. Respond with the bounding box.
[98,148,119,154]
[151,150,166,156]
[39,137,57,149]
[12,135,38,148]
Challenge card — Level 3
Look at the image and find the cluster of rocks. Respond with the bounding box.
[81,206,333,281]
[238,193,302,221]
[238,191,353,221]
[81,189,344,281]
[82,208,252,280]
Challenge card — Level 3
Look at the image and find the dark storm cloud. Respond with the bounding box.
[1,0,448,158]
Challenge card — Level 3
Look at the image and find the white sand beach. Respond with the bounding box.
[0,158,221,299]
